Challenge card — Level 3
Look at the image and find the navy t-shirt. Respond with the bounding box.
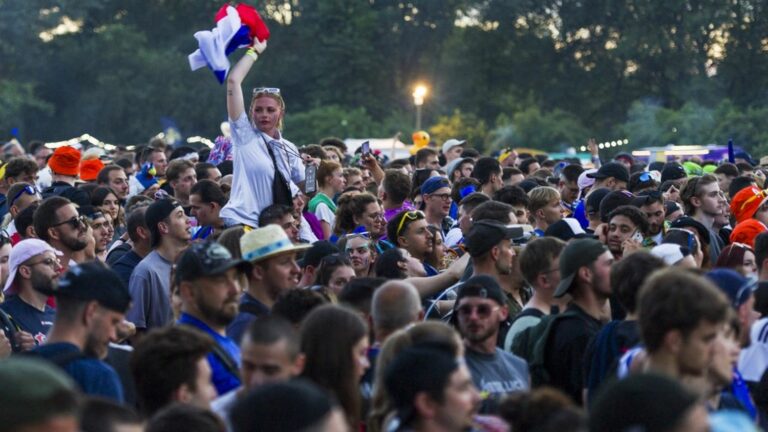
[32,342,124,402]
[0,295,54,346]
[111,249,143,289]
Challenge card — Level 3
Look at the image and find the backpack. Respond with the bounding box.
[584,320,621,402]
[510,309,580,387]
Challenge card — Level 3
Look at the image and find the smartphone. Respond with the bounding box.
[305,165,317,194]
[361,141,370,156]
[631,230,644,243]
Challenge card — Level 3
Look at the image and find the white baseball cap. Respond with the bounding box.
[441,139,466,154]
[4,239,63,295]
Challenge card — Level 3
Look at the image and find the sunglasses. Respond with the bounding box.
[9,185,39,208]
[51,215,88,230]
[456,304,499,318]
[253,87,281,96]
[395,211,424,238]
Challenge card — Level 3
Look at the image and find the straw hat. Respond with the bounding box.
[240,225,311,263]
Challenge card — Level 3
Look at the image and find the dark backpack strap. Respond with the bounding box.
[209,343,241,382]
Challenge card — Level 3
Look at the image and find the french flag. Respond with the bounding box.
[188,3,270,83]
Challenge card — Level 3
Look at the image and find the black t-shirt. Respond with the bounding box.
[543,302,604,405]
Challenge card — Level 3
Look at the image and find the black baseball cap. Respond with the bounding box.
[41,261,131,312]
[660,162,687,183]
[669,216,711,244]
[465,220,523,257]
[599,190,634,223]
[545,218,594,241]
[586,162,629,184]
[585,188,611,215]
[455,274,506,306]
[297,240,339,268]
[554,238,609,297]
[174,241,250,285]
[145,198,182,245]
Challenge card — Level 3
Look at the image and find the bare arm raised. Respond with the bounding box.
[226,40,267,121]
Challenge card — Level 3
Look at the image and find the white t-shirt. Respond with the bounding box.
[220,113,304,226]
[313,202,336,230]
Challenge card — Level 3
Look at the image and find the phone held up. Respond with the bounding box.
[305,165,317,194]
[361,140,371,157]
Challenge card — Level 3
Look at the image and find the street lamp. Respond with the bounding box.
[412,84,428,131]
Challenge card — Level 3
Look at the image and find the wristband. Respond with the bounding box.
[245,48,258,61]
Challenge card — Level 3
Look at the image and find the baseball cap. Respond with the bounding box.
[669,216,711,245]
[145,198,182,244]
[660,162,687,183]
[585,188,611,215]
[465,220,523,257]
[706,268,757,309]
[441,139,466,155]
[298,240,339,268]
[0,358,78,430]
[554,238,609,298]
[455,274,506,306]
[650,243,690,266]
[446,157,474,180]
[599,190,634,222]
[586,162,629,184]
[578,168,598,194]
[420,176,451,195]
[41,261,131,312]
[3,239,63,294]
[545,218,593,241]
[174,241,250,285]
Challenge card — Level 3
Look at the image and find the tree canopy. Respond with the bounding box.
[3,0,768,156]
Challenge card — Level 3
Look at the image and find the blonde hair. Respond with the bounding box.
[528,186,561,214]
[250,92,286,130]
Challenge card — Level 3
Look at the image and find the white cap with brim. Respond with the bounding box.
[4,239,63,295]
[240,225,311,263]
[441,139,466,154]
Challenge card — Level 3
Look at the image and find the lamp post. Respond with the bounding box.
[412,84,428,131]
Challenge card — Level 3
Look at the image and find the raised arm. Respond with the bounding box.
[226,40,267,121]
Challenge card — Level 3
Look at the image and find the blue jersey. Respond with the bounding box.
[179,313,241,395]
[0,295,54,346]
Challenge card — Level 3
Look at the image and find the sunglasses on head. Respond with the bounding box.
[9,185,39,208]
[395,211,424,238]
[253,87,281,96]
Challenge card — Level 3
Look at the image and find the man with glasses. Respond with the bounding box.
[455,274,529,413]
[681,174,726,266]
[97,165,130,201]
[632,190,667,246]
[420,177,454,236]
[33,196,89,271]
[0,239,63,348]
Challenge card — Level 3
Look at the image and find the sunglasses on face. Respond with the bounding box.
[456,303,499,318]
[52,215,88,230]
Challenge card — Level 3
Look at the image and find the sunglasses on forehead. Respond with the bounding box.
[9,185,39,208]
[253,87,281,96]
[395,211,424,238]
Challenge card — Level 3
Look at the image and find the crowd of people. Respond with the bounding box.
[3,43,768,432]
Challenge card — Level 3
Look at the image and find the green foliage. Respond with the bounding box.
[3,0,768,159]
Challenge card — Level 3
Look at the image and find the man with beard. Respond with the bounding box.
[455,275,529,413]
[633,191,667,246]
[33,196,89,271]
[681,174,727,266]
[0,239,64,348]
[543,238,613,404]
[176,241,252,395]
[31,261,131,402]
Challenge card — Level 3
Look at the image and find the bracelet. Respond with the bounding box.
[245,48,258,61]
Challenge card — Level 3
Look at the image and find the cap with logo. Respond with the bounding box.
[554,238,609,298]
[174,241,251,285]
[455,274,506,306]
[39,261,131,312]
